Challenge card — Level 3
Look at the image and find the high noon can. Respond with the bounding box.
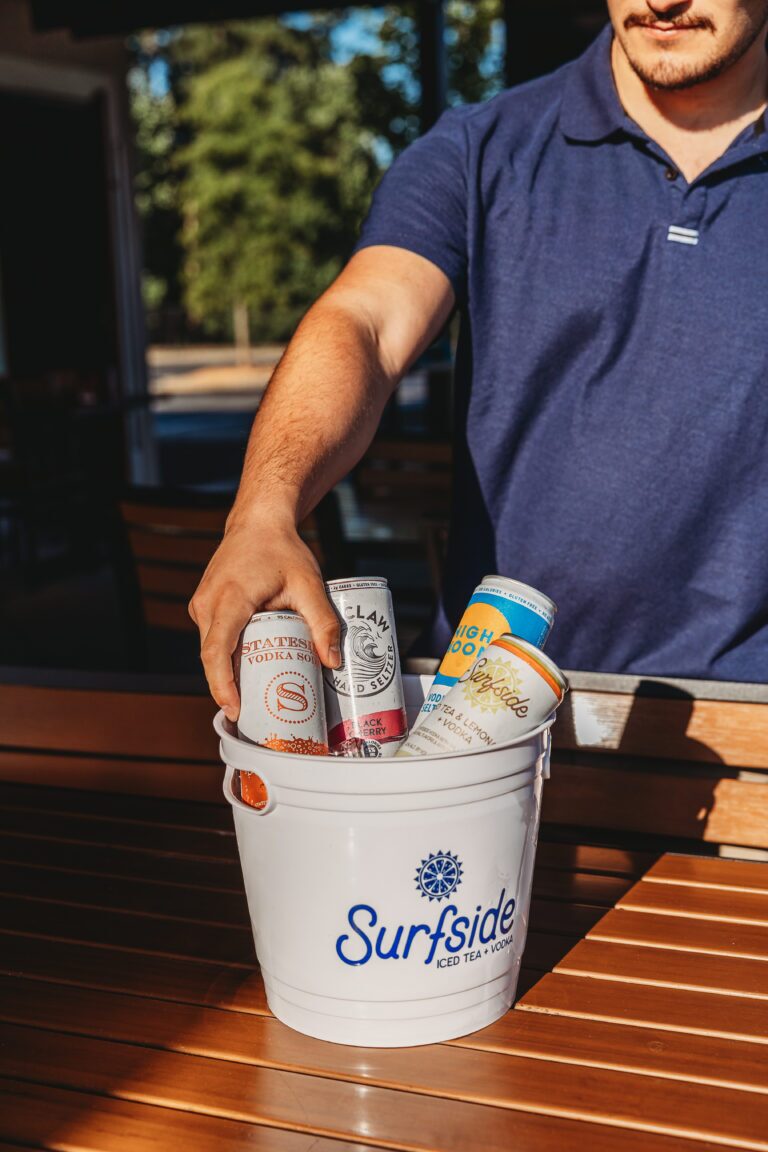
[415,576,556,726]
[396,633,566,758]
[237,611,329,806]
[323,577,407,756]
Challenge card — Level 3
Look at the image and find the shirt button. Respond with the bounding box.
[664,166,679,181]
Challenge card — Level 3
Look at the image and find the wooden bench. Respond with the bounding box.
[2,667,768,1150]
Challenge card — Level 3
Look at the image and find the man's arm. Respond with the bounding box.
[189,246,455,720]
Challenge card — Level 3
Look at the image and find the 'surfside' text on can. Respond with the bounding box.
[416,576,556,726]
[323,578,407,756]
[397,633,566,758]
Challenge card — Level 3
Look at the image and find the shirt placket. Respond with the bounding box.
[666,174,706,249]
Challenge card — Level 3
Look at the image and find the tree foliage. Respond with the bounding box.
[129,6,506,342]
[350,1,504,152]
[173,21,379,340]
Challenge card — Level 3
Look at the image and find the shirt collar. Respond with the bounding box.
[560,24,768,153]
[559,24,628,143]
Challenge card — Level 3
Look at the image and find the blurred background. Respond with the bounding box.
[0,0,605,678]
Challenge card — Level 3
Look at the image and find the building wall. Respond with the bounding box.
[0,0,157,482]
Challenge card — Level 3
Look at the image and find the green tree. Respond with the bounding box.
[175,19,379,342]
[129,35,184,315]
[350,1,505,154]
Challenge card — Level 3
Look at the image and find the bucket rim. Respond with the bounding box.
[214,709,554,767]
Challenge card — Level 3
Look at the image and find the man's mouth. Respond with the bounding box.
[625,16,715,37]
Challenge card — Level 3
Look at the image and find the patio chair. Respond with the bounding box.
[115,485,349,665]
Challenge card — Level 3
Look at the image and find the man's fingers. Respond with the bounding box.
[200,605,250,722]
[294,576,342,668]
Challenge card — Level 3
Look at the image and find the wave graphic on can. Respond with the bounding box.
[348,622,390,683]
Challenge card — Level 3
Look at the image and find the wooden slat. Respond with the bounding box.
[128,527,217,565]
[0,686,218,760]
[535,841,657,878]
[0,780,231,827]
[0,973,764,1125]
[145,596,199,632]
[3,1019,765,1150]
[0,830,242,888]
[555,690,768,768]
[0,894,255,964]
[521,932,581,972]
[556,939,768,999]
[0,930,269,1012]
[0,923,547,1022]
[454,1008,768,1094]
[0,861,250,924]
[0,932,537,1037]
[0,805,235,857]
[0,1078,366,1152]
[518,972,768,1043]
[527,898,607,936]
[645,854,768,893]
[618,879,768,925]
[0,749,223,801]
[544,761,768,850]
[137,562,203,600]
[590,908,768,959]
[121,502,229,534]
[4,928,768,1106]
[531,868,632,907]
[1,1077,721,1152]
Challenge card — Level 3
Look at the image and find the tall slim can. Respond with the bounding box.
[323,577,407,756]
[237,610,329,806]
[416,575,556,726]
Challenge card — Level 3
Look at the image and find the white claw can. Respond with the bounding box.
[323,577,407,756]
[237,611,329,805]
[397,633,566,758]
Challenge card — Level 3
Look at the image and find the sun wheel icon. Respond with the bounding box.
[415,850,463,901]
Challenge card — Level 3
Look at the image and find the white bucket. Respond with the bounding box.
[218,673,552,1047]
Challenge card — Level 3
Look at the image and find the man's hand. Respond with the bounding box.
[188,247,455,717]
[189,512,341,722]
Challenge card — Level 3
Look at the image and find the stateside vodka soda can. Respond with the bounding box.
[397,633,566,758]
[237,611,329,806]
[323,577,407,756]
[415,576,556,726]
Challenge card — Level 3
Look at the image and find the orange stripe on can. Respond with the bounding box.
[493,635,564,699]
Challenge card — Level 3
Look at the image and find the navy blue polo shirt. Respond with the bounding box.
[355,25,768,681]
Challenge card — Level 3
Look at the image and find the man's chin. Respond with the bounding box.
[624,50,725,91]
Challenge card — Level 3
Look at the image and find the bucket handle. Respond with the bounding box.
[540,727,552,780]
[222,765,275,815]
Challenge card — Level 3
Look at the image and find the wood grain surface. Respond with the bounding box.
[2,779,768,1152]
[590,907,768,958]
[544,761,768,849]
[554,690,768,768]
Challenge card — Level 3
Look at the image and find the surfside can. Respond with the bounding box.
[237,611,329,807]
[396,633,566,758]
[415,576,556,726]
[324,577,407,757]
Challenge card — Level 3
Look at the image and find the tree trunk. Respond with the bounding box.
[233,300,250,363]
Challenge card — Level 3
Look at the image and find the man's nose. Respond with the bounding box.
[645,0,694,18]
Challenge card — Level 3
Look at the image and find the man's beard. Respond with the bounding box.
[618,9,768,91]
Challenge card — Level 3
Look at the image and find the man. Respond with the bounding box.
[190,0,768,721]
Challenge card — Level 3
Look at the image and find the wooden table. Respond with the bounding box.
[1,780,767,1152]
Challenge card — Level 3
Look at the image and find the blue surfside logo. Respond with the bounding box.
[335,850,515,968]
